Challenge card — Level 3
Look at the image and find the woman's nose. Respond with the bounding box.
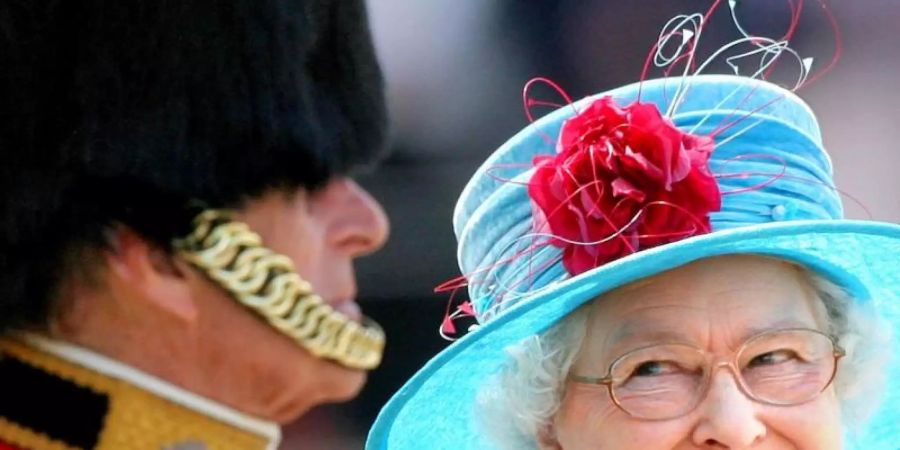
[321,178,390,257]
[691,370,766,448]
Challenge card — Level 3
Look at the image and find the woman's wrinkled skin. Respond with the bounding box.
[544,255,843,450]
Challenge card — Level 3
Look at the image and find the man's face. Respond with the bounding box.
[184,177,389,423]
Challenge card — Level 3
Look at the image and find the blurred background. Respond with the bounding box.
[285,1,900,447]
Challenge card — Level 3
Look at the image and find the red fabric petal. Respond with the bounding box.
[611,177,646,202]
[528,96,721,276]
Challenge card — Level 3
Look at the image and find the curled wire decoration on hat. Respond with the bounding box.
[173,210,385,370]
[437,0,848,341]
[645,0,834,119]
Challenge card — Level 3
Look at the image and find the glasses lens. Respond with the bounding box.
[738,329,838,405]
[609,344,706,419]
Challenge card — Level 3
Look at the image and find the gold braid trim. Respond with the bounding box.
[0,416,79,450]
[172,209,385,370]
[0,338,273,450]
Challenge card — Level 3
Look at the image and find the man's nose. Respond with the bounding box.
[323,178,389,257]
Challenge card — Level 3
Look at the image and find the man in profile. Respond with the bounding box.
[0,1,390,448]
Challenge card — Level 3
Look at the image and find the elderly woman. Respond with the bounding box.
[479,254,889,449]
[365,40,900,450]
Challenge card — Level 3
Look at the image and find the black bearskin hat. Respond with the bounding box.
[0,0,387,331]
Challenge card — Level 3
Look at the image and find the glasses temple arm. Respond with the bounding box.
[568,374,614,385]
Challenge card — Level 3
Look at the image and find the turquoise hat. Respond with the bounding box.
[367,75,900,449]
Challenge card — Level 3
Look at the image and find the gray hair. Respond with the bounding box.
[476,269,892,449]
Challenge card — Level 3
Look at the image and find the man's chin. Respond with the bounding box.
[324,364,368,403]
[273,366,368,424]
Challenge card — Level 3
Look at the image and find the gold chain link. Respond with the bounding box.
[172,210,384,370]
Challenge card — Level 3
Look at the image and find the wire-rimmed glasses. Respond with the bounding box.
[569,328,845,420]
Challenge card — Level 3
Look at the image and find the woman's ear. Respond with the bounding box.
[104,226,199,324]
[536,422,563,450]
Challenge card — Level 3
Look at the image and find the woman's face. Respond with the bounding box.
[548,255,843,449]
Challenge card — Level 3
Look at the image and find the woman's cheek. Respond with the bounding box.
[554,385,695,450]
[554,385,629,449]
[764,390,843,449]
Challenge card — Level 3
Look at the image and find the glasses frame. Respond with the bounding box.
[569,327,846,420]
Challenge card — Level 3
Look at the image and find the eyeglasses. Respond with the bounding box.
[569,328,845,420]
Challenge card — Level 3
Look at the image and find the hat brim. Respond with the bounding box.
[367,220,900,450]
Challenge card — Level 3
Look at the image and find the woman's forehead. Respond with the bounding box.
[608,254,806,297]
[583,255,826,349]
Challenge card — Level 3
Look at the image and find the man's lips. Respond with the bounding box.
[330,299,363,322]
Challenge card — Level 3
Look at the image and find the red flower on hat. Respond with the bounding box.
[528,96,721,276]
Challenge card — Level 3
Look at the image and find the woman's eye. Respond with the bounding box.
[633,361,677,377]
[748,350,796,367]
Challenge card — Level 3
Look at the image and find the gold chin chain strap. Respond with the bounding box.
[172,209,385,370]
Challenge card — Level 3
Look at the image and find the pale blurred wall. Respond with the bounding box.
[369,0,900,223]
[809,1,900,221]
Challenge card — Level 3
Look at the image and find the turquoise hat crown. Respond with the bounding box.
[454,75,840,321]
